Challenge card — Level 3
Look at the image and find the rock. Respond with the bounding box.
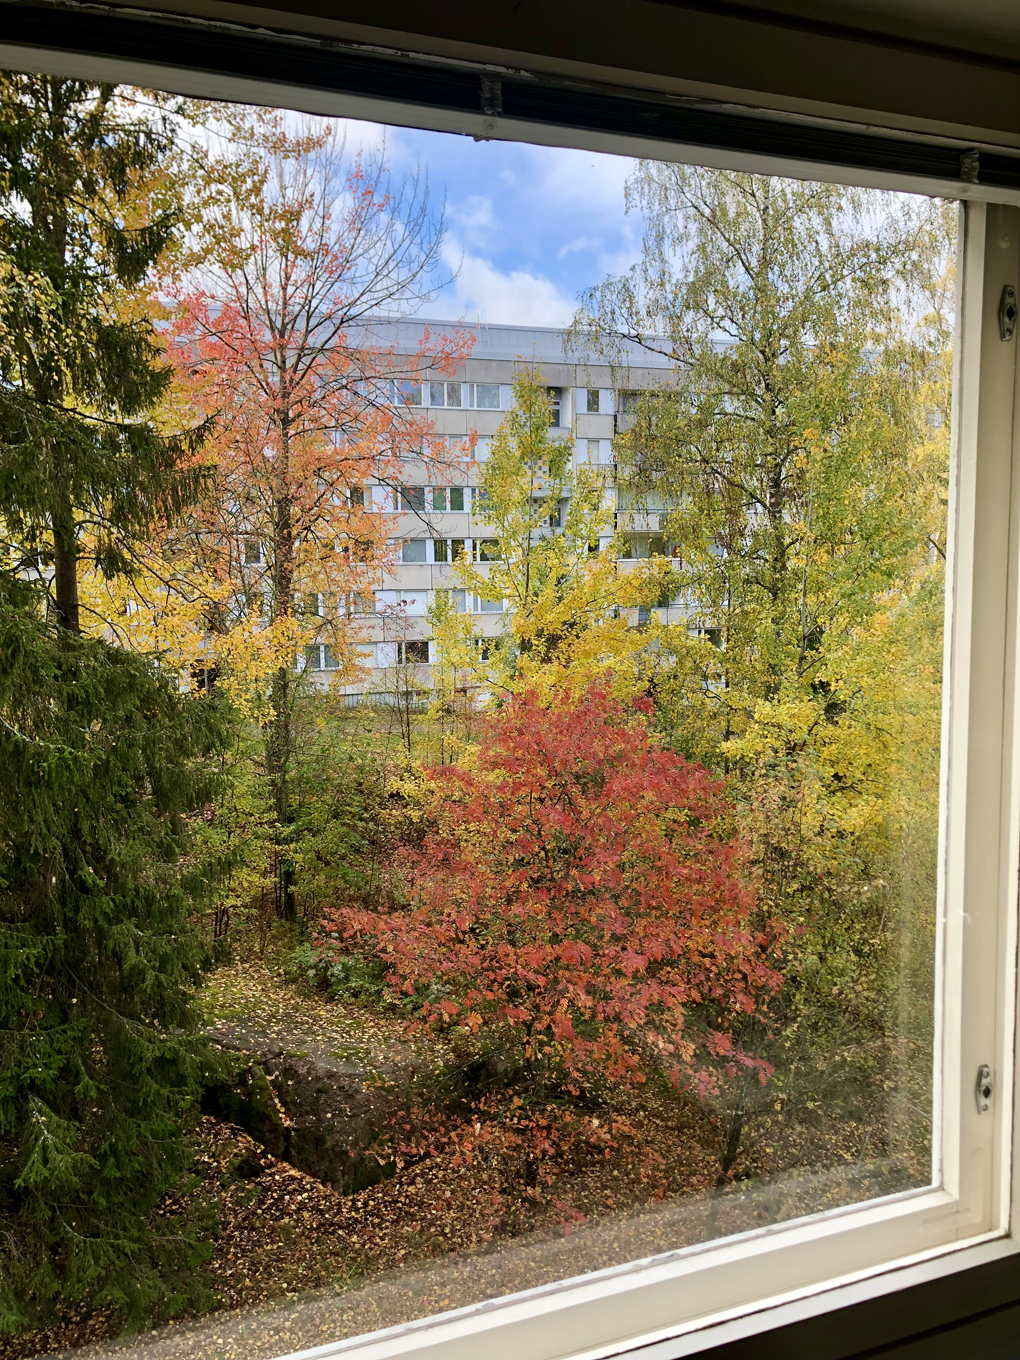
[203,1016,427,1193]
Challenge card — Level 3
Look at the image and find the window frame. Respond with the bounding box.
[3,28,1019,1357]
[269,204,1020,1360]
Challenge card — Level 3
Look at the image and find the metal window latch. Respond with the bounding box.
[976,1064,993,1114]
[999,285,1016,342]
[480,76,502,118]
[960,147,981,184]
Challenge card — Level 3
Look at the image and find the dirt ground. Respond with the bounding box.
[5,962,926,1360]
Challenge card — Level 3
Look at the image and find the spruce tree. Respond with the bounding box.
[0,580,228,1330]
[0,75,206,629]
[0,76,229,1331]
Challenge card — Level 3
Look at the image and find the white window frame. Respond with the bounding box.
[6,33,1019,1358]
[274,203,1020,1360]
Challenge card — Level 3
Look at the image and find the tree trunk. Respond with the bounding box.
[703,1091,747,1241]
[267,663,295,921]
[268,417,296,921]
[51,483,81,634]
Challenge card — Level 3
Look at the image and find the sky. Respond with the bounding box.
[333,117,641,328]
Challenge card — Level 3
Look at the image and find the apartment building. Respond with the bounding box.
[301,319,678,697]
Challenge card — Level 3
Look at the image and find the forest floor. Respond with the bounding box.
[7,949,918,1360]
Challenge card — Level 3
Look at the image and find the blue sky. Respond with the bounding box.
[338,117,641,327]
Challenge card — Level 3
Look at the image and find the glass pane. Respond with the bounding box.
[401,538,427,563]
[5,72,952,1360]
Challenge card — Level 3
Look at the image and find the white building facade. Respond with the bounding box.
[302,320,679,698]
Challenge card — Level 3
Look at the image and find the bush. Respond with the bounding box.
[324,685,783,1100]
[286,941,390,1004]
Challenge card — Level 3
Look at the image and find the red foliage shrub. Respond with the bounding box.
[323,686,782,1098]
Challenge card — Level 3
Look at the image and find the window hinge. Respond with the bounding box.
[976,1064,993,1114]
[999,285,1016,342]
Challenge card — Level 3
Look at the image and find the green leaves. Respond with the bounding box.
[0,579,231,1332]
[0,75,206,633]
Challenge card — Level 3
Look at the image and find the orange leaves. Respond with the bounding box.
[322,684,783,1100]
[152,109,475,698]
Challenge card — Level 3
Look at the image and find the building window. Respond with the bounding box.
[243,538,263,565]
[349,484,365,507]
[401,539,428,563]
[339,538,371,563]
[432,486,467,511]
[621,533,665,559]
[478,596,503,613]
[377,639,430,666]
[430,379,461,407]
[304,643,339,671]
[429,381,500,409]
[547,386,562,427]
[475,538,501,562]
[342,591,372,617]
[434,587,467,613]
[586,388,600,412]
[393,590,429,615]
[432,537,449,562]
[451,537,467,561]
[399,486,426,513]
[388,379,422,405]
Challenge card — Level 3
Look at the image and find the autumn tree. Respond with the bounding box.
[438,369,672,702]
[162,109,470,917]
[327,685,781,1099]
[571,168,954,1173]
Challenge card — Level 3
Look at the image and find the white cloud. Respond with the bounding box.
[558,234,599,259]
[520,144,635,221]
[449,195,496,247]
[436,241,577,326]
